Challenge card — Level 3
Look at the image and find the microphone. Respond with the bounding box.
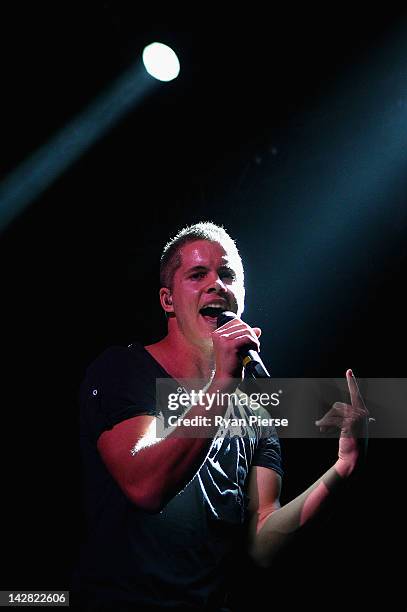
[216,311,270,379]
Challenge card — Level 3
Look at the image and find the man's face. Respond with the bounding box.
[168,240,245,347]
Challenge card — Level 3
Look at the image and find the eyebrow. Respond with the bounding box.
[184,264,235,275]
[185,265,208,275]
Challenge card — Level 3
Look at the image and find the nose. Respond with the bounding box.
[206,273,227,295]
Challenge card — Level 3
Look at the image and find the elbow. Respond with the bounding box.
[247,546,272,570]
[256,557,272,570]
[247,529,287,569]
[124,484,165,514]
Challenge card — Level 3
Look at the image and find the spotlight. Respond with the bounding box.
[142,42,180,82]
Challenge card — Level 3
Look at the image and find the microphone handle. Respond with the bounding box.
[217,311,270,379]
[242,349,270,379]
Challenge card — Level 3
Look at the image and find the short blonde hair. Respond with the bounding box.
[160,221,244,290]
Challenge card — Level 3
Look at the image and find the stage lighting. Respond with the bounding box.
[142,42,180,82]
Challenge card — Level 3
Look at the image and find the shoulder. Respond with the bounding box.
[85,343,149,376]
[79,343,158,438]
[80,343,158,402]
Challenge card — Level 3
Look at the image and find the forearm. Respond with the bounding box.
[130,378,234,511]
[248,456,359,568]
[248,371,370,567]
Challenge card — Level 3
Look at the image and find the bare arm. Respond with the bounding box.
[247,370,369,568]
[97,378,231,513]
[97,318,261,513]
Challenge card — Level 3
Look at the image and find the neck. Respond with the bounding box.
[145,329,215,381]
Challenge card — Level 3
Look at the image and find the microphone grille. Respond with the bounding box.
[216,311,237,328]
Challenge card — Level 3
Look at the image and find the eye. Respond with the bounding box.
[220,269,236,280]
[190,271,206,280]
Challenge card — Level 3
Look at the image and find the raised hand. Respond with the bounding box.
[315,369,369,474]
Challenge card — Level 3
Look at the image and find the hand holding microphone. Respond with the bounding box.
[212,311,270,380]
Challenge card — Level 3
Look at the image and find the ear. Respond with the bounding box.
[159,287,174,313]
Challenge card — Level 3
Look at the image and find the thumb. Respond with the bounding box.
[253,327,262,338]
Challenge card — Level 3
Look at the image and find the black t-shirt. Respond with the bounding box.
[73,343,283,610]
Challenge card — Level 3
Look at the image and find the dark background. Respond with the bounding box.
[1,3,405,608]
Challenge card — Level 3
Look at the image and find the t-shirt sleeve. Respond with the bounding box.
[252,434,284,478]
[79,345,157,441]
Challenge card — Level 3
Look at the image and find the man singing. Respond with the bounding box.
[73,222,368,611]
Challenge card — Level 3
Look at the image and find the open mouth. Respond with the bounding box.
[199,305,227,324]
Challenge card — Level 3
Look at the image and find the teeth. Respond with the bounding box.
[200,304,226,320]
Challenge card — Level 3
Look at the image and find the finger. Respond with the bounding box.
[233,334,261,351]
[218,326,260,343]
[218,328,255,340]
[315,414,348,428]
[315,402,352,429]
[316,402,351,422]
[213,321,246,334]
[252,327,262,338]
[331,401,368,421]
[346,369,368,411]
[346,369,358,407]
[316,401,366,424]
